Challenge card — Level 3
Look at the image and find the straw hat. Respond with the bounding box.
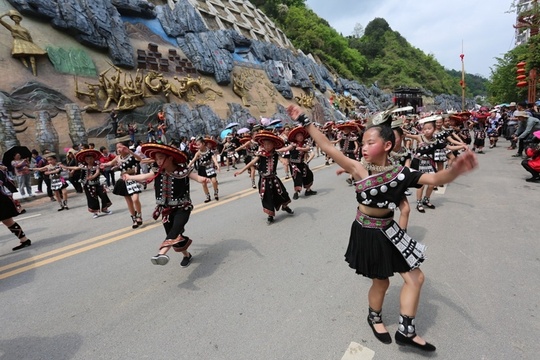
[239,136,253,144]
[203,137,217,149]
[287,126,309,142]
[75,149,102,163]
[336,122,358,131]
[254,131,285,148]
[140,143,187,164]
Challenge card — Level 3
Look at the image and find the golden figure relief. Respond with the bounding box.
[232,68,276,113]
[0,10,47,76]
[295,91,315,109]
[74,77,100,112]
[75,68,222,111]
[143,71,222,103]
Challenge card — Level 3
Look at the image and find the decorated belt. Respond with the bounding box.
[355,209,393,229]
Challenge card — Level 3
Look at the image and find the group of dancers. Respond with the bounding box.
[1,106,481,353]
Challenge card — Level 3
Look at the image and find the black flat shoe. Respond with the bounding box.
[367,316,392,344]
[282,206,294,214]
[422,201,435,209]
[395,331,436,352]
[12,239,31,251]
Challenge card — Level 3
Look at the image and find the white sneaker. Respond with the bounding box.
[151,254,170,265]
[102,210,112,215]
[92,213,99,219]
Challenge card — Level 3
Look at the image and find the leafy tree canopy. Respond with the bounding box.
[256,3,488,96]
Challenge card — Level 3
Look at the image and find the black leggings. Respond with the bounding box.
[163,208,191,240]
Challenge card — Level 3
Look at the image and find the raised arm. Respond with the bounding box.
[287,105,366,179]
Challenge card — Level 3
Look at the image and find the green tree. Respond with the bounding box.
[487,45,528,104]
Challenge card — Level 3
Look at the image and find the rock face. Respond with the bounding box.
[225,103,254,128]
[156,0,207,37]
[337,79,393,111]
[8,0,136,68]
[433,94,475,111]
[5,0,403,114]
[164,103,223,139]
[177,31,235,85]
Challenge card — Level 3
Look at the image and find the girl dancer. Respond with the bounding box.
[235,133,260,189]
[335,122,360,185]
[286,126,317,199]
[287,104,477,352]
[234,131,294,225]
[61,149,112,218]
[434,116,466,173]
[0,162,32,251]
[123,143,209,267]
[188,136,220,202]
[101,137,144,228]
[34,154,70,211]
[389,121,412,230]
[220,136,238,171]
[278,125,291,178]
[405,117,467,212]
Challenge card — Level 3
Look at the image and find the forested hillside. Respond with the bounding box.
[251,0,488,96]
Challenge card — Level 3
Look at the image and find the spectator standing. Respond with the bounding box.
[11,153,32,197]
[99,146,116,188]
[109,110,118,137]
[31,149,47,194]
[65,151,83,193]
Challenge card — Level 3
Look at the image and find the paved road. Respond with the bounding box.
[1,141,539,360]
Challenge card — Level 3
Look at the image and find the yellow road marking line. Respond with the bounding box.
[0,163,327,279]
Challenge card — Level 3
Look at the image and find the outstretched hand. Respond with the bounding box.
[287,105,302,120]
[450,150,478,176]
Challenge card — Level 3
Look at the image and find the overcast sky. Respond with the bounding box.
[304,0,517,78]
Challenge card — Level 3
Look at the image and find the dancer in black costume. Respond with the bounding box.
[288,104,477,352]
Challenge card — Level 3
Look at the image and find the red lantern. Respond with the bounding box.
[517,61,527,87]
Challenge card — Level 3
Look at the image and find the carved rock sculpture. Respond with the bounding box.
[0,97,21,154]
[35,110,59,155]
[65,103,88,146]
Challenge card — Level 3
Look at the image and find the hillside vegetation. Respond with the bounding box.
[251,0,487,96]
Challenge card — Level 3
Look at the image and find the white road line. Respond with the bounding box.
[15,214,42,221]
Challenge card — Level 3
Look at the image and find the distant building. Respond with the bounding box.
[392,86,424,113]
[515,0,536,46]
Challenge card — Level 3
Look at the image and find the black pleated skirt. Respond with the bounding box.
[344,220,412,279]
